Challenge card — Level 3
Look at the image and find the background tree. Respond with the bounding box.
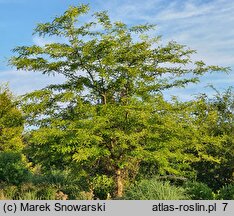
[0,85,24,152]
[0,85,30,185]
[10,4,228,198]
[189,88,234,190]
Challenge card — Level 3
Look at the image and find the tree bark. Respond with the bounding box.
[101,93,107,105]
[116,168,124,198]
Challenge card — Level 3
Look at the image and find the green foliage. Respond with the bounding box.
[9,4,229,197]
[0,184,18,200]
[92,175,115,199]
[31,169,88,199]
[34,186,57,200]
[217,184,234,200]
[18,191,38,200]
[0,183,58,200]
[123,178,188,200]
[184,181,214,200]
[0,152,31,185]
[189,88,234,189]
[0,85,24,152]
[32,170,71,187]
[75,191,94,200]
[60,185,82,200]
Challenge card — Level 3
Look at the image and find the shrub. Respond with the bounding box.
[217,184,234,200]
[14,183,39,200]
[75,191,94,200]
[32,169,69,186]
[0,152,31,185]
[0,185,18,199]
[184,181,214,200]
[123,178,188,200]
[92,175,115,199]
[36,185,57,200]
[31,169,84,199]
[16,183,58,200]
[18,191,38,200]
[61,184,81,200]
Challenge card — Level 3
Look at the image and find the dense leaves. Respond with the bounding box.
[0,86,31,186]
[8,4,233,198]
[0,86,24,152]
[189,88,234,189]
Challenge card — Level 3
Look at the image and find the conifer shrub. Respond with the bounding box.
[217,184,234,200]
[123,178,188,200]
[0,152,31,185]
[184,181,214,200]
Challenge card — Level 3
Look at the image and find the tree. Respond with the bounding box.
[189,88,234,189]
[10,4,228,198]
[0,85,30,185]
[0,85,24,152]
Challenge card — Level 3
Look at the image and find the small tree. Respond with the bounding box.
[189,88,234,189]
[0,85,30,185]
[10,5,228,197]
[0,85,24,152]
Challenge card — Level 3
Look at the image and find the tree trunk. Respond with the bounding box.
[101,93,107,105]
[116,168,124,198]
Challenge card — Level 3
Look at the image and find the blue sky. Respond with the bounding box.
[0,0,233,100]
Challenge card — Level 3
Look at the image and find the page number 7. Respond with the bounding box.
[222,203,228,211]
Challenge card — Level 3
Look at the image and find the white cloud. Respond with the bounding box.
[32,36,49,47]
[105,0,234,97]
[100,0,234,68]
[154,1,217,21]
[0,70,65,95]
[32,36,67,46]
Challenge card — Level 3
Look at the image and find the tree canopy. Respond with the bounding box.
[0,85,24,152]
[9,4,231,198]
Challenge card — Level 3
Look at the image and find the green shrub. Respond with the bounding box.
[92,175,115,199]
[61,184,81,200]
[18,191,39,200]
[0,182,66,200]
[217,184,234,200]
[32,170,68,186]
[0,153,31,185]
[19,183,59,200]
[123,178,188,200]
[15,183,38,200]
[36,185,57,200]
[75,191,94,200]
[31,170,83,199]
[184,181,214,200]
[0,185,18,199]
